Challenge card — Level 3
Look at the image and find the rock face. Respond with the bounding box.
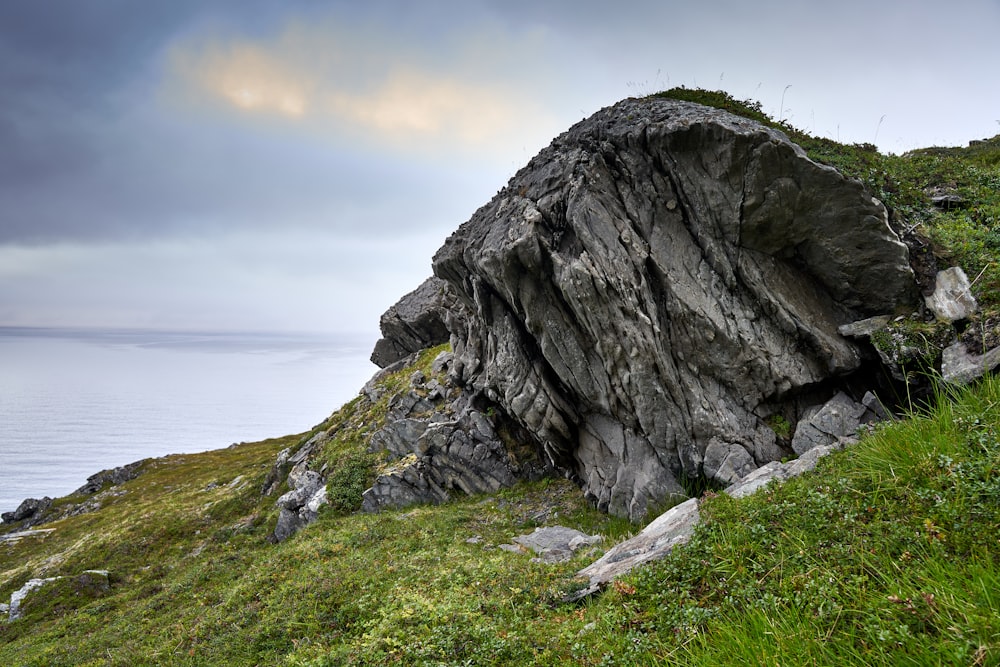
[265,349,552,541]
[269,433,330,542]
[576,402,866,596]
[370,277,452,368]
[1,497,52,527]
[361,351,550,512]
[432,97,918,520]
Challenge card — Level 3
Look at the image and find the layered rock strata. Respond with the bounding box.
[431,97,918,519]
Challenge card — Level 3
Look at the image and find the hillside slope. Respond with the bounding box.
[3,91,1000,665]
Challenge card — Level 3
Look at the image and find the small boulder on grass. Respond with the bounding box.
[501,526,603,564]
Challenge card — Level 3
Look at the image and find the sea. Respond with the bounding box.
[0,327,379,515]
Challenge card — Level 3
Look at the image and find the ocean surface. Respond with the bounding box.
[0,327,378,515]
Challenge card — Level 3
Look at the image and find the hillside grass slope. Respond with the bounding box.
[3,91,1000,665]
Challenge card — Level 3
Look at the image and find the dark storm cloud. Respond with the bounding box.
[0,0,423,244]
[0,1,201,242]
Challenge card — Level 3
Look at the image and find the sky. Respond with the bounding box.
[1,0,999,337]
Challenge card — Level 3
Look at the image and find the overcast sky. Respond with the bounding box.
[2,0,998,336]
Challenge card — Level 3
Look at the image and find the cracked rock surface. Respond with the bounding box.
[432,97,917,520]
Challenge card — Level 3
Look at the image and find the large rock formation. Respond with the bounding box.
[370,277,452,368]
[429,97,918,520]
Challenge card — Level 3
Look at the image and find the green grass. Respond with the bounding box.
[4,364,1000,665]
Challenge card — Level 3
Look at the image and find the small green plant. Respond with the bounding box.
[325,450,378,514]
[766,414,792,440]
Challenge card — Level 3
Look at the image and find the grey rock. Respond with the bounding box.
[791,392,867,455]
[432,97,917,519]
[576,426,855,595]
[724,461,788,499]
[0,528,56,544]
[511,526,603,563]
[703,438,757,486]
[430,351,454,375]
[369,418,430,458]
[361,406,525,513]
[6,571,111,622]
[838,315,892,338]
[73,461,145,495]
[926,267,978,322]
[360,352,550,512]
[271,453,328,542]
[930,193,966,210]
[862,391,892,422]
[8,577,61,622]
[784,442,841,477]
[370,277,453,368]
[1,497,52,526]
[942,341,1000,385]
[576,498,700,591]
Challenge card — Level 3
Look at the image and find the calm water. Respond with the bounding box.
[0,327,378,514]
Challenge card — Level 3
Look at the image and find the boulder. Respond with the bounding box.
[271,468,327,542]
[504,526,603,564]
[432,96,918,519]
[925,266,978,322]
[791,392,869,455]
[575,498,701,594]
[370,277,453,368]
[1,497,52,526]
[73,461,145,495]
[576,424,854,596]
[941,341,1000,385]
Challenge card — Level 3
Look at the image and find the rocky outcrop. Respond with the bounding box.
[361,351,550,512]
[575,391,874,595]
[265,349,551,541]
[73,461,145,495]
[268,432,330,542]
[370,277,452,368]
[840,266,997,384]
[1,497,52,527]
[431,96,918,520]
[2,461,149,529]
[791,391,879,455]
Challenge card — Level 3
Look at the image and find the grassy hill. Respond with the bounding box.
[3,92,1000,665]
